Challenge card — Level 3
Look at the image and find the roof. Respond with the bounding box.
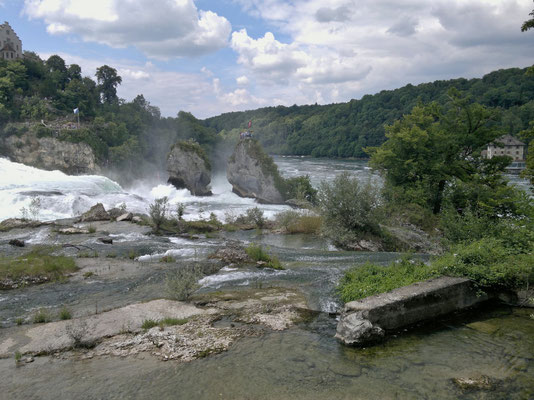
[490,134,525,147]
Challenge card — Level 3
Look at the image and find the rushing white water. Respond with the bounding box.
[0,158,290,222]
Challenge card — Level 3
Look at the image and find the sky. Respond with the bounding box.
[1,0,533,118]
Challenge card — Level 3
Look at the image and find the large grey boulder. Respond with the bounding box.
[336,276,494,346]
[167,141,212,196]
[79,203,110,222]
[226,139,285,204]
[2,133,99,175]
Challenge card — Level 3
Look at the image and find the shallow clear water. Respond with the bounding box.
[1,307,533,400]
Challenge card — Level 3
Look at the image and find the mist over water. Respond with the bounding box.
[0,156,374,222]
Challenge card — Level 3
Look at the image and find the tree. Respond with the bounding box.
[95,65,122,105]
[368,90,505,214]
[521,2,534,31]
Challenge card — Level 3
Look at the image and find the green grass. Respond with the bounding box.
[337,258,438,303]
[245,244,284,270]
[33,308,51,324]
[0,246,78,282]
[160,255,176,263]
[142,317,189,330]
[337,237,534,303]
[58,306,72,320]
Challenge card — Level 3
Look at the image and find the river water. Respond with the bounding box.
[0,156,533,399]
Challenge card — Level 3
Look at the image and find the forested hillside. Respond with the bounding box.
[204,67,534,158]
[0,53,218,177]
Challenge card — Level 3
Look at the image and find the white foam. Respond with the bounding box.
[198,269,289,288]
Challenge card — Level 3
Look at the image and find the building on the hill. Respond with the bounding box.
[0,21,23,60]
[482,134,526,161]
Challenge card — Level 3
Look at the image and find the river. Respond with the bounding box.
[0,156,533,399]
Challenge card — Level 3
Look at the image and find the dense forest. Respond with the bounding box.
[204,67,534,158]
[0,52,532,178]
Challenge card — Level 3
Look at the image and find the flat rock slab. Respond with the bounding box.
[336,276,493,346]
[0,300,216,356]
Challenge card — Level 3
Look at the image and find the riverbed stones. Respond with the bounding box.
[79,203,110,222]
[226,139,285,204]
[116,212,133,222]
[167,141,212,196]
[8,238,25,247]
[336,276,494,346]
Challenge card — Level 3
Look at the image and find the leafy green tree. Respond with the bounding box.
[522,2,534,31]
[95,65,122,105]
[369,90,504,214]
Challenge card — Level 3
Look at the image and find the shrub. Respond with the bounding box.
[433,238,534,291]
[148,196,169,232]
[58,306,72,320]
[33,308,51,324]
[160,255,176,263]
[165,265,202,301]
[87,225,96,233]
[274,210,322,234]
[318,172,383,246]
[245,207,266,228]
[245,244,284,270]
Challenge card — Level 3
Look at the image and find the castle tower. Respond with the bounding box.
[0,22,23,60]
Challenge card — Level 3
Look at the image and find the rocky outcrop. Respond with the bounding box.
[2,133,99,175]
[227,139,285,204]
[167,141,212,196]
[79,203,110,222]
[336,277,493,346]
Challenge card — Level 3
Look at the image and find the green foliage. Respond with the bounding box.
[283,175,317,204]
[33,308,51,324]
[142,317,188,330]
[522,4,534,31]
[274,210,322,234]
[149,196,169,232]
[245,244,284,270]
[58,306,72,320]
[245,207,266,229]
[318,172,383,247]
[0,246,78,281]
[338,258,437,303]
[206,67,534,158]
[338,237,534,304]
[173,139,211,170]
[141,319,158,330]
[165,266,202,301]
[95,65,122,105]
[433,238,534,291]
[14,351,22,363]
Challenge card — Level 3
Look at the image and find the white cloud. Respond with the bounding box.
[23,0,231,58]
[230,0,534,107]
[236,75,249,85]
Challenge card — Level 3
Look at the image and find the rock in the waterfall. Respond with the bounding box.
[226,139,285,204]
[79,203,110,222]
[167,141,212,196]
[116,212,133,222]
[2,132,100,175]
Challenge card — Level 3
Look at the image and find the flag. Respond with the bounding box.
[248,120,252,128]
[73,108,79,114]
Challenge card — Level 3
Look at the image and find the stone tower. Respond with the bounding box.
[0,22,23,60]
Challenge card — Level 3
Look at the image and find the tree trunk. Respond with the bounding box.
[433,180,446,214]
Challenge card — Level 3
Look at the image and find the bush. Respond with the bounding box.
[433,238,534,291]
[274,210,322,234]
[318,172,383,246]
[58,306,72,320]
[245,207,265,228]
[245,244,284,270]
[149,196,169,232]
[33,308,51,324]
[165,265,202,301]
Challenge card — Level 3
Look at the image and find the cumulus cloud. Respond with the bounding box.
[387,17,419,37]
[315,6,351,23]
[23,0,231,58]
[236,75,249,85]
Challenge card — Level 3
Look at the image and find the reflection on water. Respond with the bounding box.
[2,307,533,400]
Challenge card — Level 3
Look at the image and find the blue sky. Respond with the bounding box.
[2,0,533,118]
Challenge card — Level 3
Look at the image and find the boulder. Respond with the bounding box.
[107,208,124,219]
[8,239,25,247]
[2,132,99,175]
[79,203,110,222]
[336,276,494,346]
[116,212,133,222]
[226,139,285,204]
[167,141,212,196]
